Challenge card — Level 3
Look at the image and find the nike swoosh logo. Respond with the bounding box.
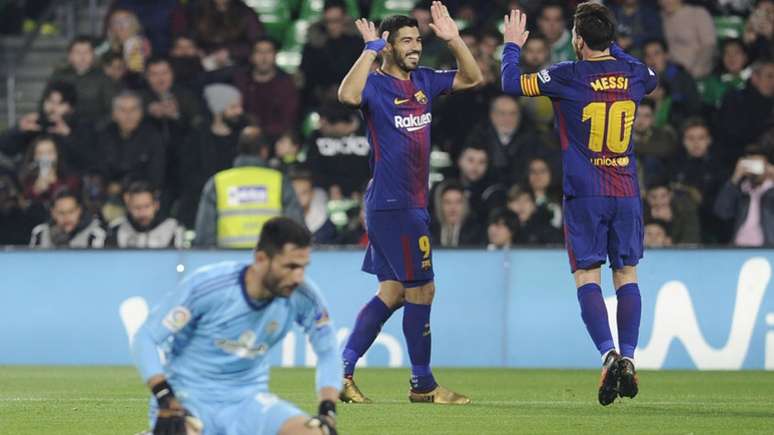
[406,125,428,132]
[394,98,410,105]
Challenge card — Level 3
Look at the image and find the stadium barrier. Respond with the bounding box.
[1,249,773,370]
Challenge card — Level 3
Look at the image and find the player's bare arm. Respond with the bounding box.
[430,1,482,91]
[337,19,386,107]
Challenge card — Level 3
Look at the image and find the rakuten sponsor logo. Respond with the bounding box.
[394,113,432,132]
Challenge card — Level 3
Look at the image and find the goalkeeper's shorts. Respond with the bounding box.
[148,391,305,434]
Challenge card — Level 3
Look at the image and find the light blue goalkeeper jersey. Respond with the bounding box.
[131,261,341,401]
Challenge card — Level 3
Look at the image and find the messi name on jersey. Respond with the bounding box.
[394,113,432,132]
[590,75,629,92]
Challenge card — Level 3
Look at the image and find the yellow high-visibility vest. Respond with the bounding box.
[214,166,283,248]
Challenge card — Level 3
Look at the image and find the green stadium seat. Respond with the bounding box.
[245,0,297,41]
[301,111,320,138]
[714,15,745,41]
[369,0,417,21]
[276,19,310,73]
[299,0,361,20]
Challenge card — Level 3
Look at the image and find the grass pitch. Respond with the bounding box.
[1,367,773,434]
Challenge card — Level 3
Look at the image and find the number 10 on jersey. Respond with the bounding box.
[582,100,635,154]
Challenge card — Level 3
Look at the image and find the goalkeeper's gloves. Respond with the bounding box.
[306,399,338,435]
[152,380,188,435]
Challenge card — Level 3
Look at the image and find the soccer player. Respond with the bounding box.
[130,217,341,434]
[500,4,657,406]
[336,1,482,404]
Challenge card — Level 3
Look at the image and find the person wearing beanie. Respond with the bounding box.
[175,83,250,227]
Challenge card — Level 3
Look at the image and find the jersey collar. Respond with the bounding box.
[240,265,271,311]
[376,68,412,82]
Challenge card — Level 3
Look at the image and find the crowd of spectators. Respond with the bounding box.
[0,0,772,249]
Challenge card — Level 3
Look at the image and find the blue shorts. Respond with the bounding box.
[362,208,434,285]
[563,196,643,273]
[148,391,305,435]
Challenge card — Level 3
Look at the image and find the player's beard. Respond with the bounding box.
[573,40,584,61]
[262,260,295,299]
[396,50,421,72]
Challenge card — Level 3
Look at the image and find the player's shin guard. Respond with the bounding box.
[616,283,641,359]
[577,283,615,356]
[403,302,436,393]
[342,296,393,377]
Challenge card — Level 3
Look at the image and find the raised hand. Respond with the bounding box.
[428,1,459,42]
[355,18,383,43]
[503,9,530,47]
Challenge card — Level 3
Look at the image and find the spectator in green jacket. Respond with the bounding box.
[50,35,116,124]
[698,38,750,109]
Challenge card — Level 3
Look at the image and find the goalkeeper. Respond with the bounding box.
[130,217,341,435]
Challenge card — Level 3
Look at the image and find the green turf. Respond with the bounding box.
[1,367,773,434]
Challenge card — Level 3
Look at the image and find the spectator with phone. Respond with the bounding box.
[714,146,774,246]
[0,82,92,174]
[20,136,80,210]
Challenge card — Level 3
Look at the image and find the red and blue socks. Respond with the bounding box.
[403,302,437,393]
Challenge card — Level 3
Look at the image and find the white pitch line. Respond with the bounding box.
[0,398,765,408]
[332,399,763,407]
[0,397,148,402]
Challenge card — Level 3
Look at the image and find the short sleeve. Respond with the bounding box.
[361,74,377,109]
[522,62,576,99]
[427,68,456,98]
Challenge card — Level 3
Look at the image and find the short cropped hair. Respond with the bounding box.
[125,180,157,197]
[42,81,78,107]
[237,126,270,156]
[680,117,709,136]
[288,166,314,184]
[643,37,669,53]
[256,217,312,255]
[640,98,656,110]
[112,90,142,109]
[253,36,280,52]
[145,55,172,70]
[488,208,519,235]
[378,15,419,44]
[574,3,616,51]
[68,35,94,51]
[53,187,81,206]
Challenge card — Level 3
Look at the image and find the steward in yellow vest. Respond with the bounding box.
[193,129,304,247]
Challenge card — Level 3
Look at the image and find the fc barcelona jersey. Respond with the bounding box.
[360,67,456,210]
[502,43,658,197]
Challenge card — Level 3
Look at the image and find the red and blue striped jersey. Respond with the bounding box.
[502,43,658,197]
[360,67,456,210]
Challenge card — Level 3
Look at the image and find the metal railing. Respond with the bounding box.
[3,0,100,127]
